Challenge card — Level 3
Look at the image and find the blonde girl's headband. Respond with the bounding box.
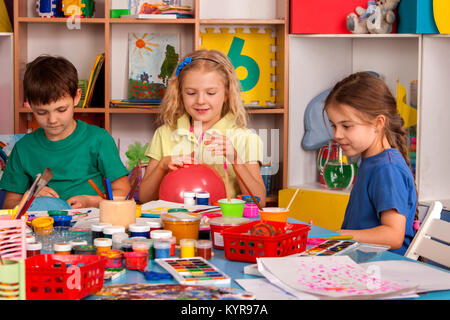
[175,56,220,76]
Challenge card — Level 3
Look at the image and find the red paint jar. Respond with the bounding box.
[196,240,212,260]
[26,242,42,258]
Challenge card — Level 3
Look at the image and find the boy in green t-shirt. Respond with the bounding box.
[0,55,130,209]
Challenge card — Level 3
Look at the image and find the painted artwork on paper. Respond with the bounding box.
[128,32,179,101]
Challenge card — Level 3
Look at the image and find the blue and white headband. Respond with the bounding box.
[175,56,219,76]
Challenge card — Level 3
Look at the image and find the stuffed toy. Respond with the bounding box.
[367,0,401,34]
[347,0,400,34]
[346,0,377,34]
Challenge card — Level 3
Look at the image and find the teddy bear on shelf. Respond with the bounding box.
[347,0,400,34]
[367,0,401,34]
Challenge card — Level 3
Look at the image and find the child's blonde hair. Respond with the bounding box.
[159,49,247,129]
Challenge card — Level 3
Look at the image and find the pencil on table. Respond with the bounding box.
[88,179,106,199]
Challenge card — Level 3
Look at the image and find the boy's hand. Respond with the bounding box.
[36,186,60,198]
[67,195,98,209]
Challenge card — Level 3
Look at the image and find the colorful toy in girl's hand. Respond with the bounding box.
[317,140,357,190]
[159,164,226,204]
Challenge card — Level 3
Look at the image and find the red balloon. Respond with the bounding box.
[159,164,226,204]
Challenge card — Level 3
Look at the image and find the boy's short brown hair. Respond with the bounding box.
[23,55,78,107]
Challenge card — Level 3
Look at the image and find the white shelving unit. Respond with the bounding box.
[0,32,14,134]
[288,33,450,204]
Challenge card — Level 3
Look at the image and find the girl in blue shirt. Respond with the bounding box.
[324,72,418,255]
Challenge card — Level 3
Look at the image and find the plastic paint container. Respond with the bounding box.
[145,220,162,232]
[243,203,259,219]
[94,238,113,255]
[69,239,88,248]
[32,217,54,236]
[91,223,112,242]
[132,240,151,254]
[183,191,196,206]
[100,250,124,269]
[218,198,246,217]
[196,192,210,205]
[103,226,126,239]
[180,239,196,258]
[169,236,176,256]
[48,210,68,217]
[209,216,250,250]
[129,223,150,238]
[161,212,201,245]
[26,242,42,258]
[150,229,173,241]
[259,207,289,223]
[153,240,171,259]
[196,240,212,260]
[52,215,73,229]
[119,239,134,252]
[112,232,129,250]
[26,235,36,244]
[124,252,148,271]
[72,245,97,255]
[54,242,72,255]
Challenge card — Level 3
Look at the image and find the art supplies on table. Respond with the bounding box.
[299,239,390,263]
[257,255,417,300]
[155,257,231,286]
[94,283,254,300]
[104,268,126,281]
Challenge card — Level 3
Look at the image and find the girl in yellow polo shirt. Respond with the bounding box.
[139,49,266,205]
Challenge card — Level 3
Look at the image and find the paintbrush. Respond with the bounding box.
[12,173,41,220]
[126,176,140,201]
[88,179,106,199]
[16,168,53,219]
[232,167,263,211]
[223,162,231,203]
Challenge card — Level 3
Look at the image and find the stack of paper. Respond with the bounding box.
[256,256,418,300]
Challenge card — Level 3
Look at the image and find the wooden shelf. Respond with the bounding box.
[17,17,106,23]
[18,108,107,113]
[199,19,285,25]
[110,18,195,24]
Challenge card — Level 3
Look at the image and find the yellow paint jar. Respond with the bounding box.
[180,239,196,258]
[94,238,112,255]
[31,217,54,236]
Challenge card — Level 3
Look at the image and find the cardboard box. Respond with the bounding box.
[290,0,369,34]
[397,0,439,34]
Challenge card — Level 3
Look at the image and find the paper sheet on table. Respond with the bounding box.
[235,278,304,300]
[257,256,417,300]
[360,260,450,293]
[141,200,217,214]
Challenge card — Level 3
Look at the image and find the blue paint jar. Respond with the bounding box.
[53,215,72,228]
[129,223,150,238]
[196,192,210,205]
[154,240,171,259]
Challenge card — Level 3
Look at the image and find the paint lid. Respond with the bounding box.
[91,222,112,232]
[26,235,36,243]
[150,229,173,240]
[180,238,196,247]
[145,220,162,228]
[130,236,149,242]
[132,241,151,250]
[209,216,250,227]
[167,208,188,213]
[31,216,54,228]
[48,210,69,216]
[69,240,88,247]
[94,238,112,247]
[195,239,212,249]
[26,242,42,251]
[112,232,129,243]
[196,192,210,198]
[161,212,201,222]
[103,226,126,235]
[129,223,150,233]
[54,242,72,252]
[183,191,196,198]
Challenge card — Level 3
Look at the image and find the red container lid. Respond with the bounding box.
[209,216,249,227]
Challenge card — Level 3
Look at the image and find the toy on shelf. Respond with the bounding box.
[347,0,400,34]
[62,0,95,18]
[36,0,64,18]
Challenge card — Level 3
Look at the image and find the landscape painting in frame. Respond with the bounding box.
[128,32,180,101]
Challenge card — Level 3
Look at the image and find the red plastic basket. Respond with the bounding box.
[25,254,107,300]
[221,221,310,263]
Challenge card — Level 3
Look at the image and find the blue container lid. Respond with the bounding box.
[53,215,73,222]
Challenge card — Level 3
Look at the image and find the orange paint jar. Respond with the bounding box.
[161,212,201,245]
[94,238,112,255]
